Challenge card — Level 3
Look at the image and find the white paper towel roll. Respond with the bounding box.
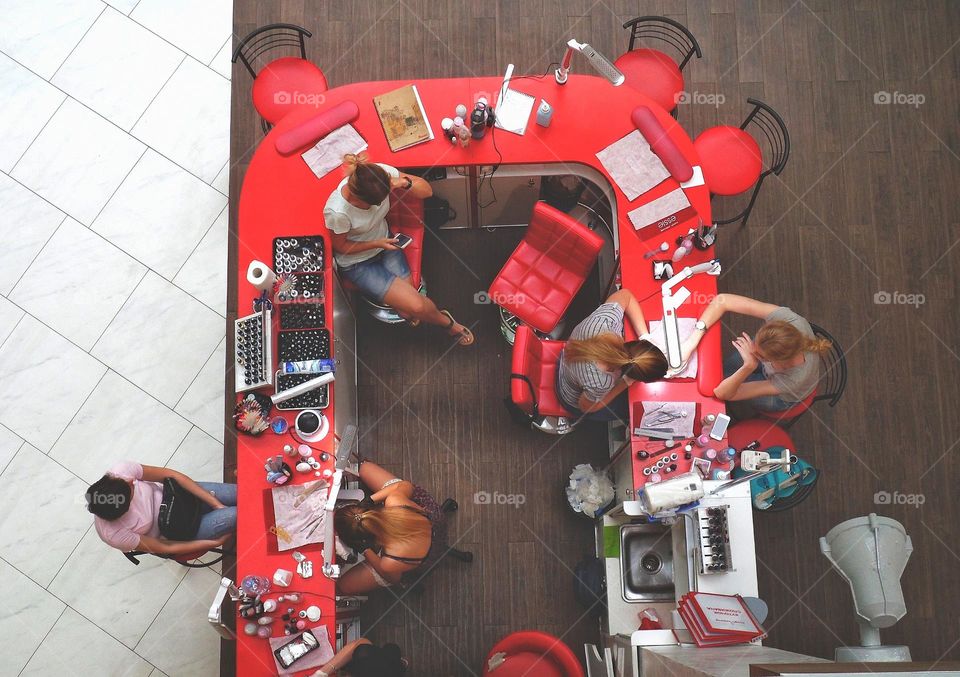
[246,260,276,292]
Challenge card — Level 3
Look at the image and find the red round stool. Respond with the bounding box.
[694,126,763,196]
[482,631,584,677]
[252,56,327,126]
[728,417,795,452]
[614,48,684,112]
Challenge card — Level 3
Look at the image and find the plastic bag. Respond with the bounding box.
[566,464,614,518]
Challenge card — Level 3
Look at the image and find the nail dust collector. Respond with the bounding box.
[555,39,625,86]
[819,513,914,662]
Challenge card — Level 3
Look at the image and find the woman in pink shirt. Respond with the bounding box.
[86,460,235,556]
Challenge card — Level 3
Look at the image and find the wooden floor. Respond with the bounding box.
[228,1,960,673]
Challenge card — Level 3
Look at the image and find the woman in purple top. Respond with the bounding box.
[86,461,236,556]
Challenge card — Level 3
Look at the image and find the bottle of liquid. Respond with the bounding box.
[536,100,553,127]
[440,117,456,143]
[452,117,470,147]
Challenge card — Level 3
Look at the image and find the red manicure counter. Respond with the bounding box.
[234,72,724,675]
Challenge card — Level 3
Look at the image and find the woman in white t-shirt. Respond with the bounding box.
[324,153,474,345]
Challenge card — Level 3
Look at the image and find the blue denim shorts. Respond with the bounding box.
[339,249,411,303]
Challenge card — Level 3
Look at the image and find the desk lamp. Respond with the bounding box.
[819,513,914,662]
[555,39,625,86]
[660,259,722,369]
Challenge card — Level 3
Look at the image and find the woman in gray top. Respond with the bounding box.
[679,293,831,412]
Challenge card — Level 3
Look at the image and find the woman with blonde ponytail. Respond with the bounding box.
[333,460,440,594]
[680,293,831,412]
[324,153,474,345]
[556,288,668,422]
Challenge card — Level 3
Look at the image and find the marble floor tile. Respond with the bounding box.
[0,315,106,451]
[0,52,65,172]
[92,272,225,407]
[209,36,233,80]
[175,338,226,442]
[0,0,104,79]
[212,159,230,196]
[49,529,187,649]
[0,424,23,474]
[173,207,228,315]
[10,217,146,350]
[132,0,233,65]
[0,172,66,295]
[93,150,226,279]
[167,427,226,483]
[0,558,65,675]
[52,8,184,131]
[0,445,92,586]
[136,567,223,676]
[50,370,192,484]
[21,607,154,677]
[132,58,230,183]
[11,98,145,225]
[0,294,24,347]
[103,0,140,14]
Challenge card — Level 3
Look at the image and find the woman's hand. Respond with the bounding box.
[374,237,400,251]
[732,332,759,371]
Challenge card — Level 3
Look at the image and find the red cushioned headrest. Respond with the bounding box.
[632,105,694,183]
[275,100,360,155]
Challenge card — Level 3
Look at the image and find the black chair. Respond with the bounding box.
[231,24,325,135]
[615,16,702,116]
[403,498,473,595]
[695,98,790,228]
[123,548,227,569]
[759,322,847,430]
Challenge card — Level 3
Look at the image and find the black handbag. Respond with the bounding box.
[157,478,203,541]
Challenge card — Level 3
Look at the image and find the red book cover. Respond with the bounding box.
[686,592,764,637]
[677,593,767,648]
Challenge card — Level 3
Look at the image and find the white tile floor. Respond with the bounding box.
[0,1,232,674]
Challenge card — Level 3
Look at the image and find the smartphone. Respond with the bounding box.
[709,413,731,441]
[392,233,413,249]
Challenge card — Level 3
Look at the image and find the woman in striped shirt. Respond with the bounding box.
[556,289,668,422]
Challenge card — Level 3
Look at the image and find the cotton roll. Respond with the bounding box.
[246,260,276,292]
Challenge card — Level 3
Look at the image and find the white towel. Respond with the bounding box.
[597,130,671,201]
[646,318,699,379]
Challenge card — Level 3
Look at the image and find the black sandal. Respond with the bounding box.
[439,310,475,346]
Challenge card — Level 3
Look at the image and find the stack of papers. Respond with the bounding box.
[597,130,671,200]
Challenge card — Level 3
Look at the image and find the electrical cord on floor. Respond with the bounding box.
[477,62,561,209]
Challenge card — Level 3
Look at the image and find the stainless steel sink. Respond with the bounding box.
[621,522,676,603]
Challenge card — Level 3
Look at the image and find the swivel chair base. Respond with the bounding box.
[530,415,576,435]
[499,307,566,345]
